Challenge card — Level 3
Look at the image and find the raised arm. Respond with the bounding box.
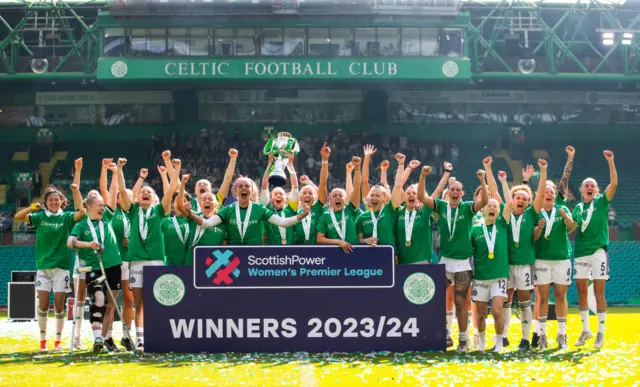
[268,203,310,228]
[380,160,390,192]
[158,165,170,195]
[162,150,175,178]
[260,153,274,206]
[473,169,489,213]
[300,175,318,191]
[161,159,181,215]
[176,174,191,218]
[417,166,435,210]
[350,156,362,209]
[73,158,82,189]
[106,163,118,210]
[70,184,86,222]
[430,162,453,200]
[361,144,376,200]
[400,159,420,187]
[533,159,547,213]
[287,154,299,208]
[558,145,575,199]
[483,156,502,204]
[131,168,148,201]
[498,171,512,223]
[116,158,132,212]
[318,142,330,205]
[391,153,406,208]
[345,162,354,199]
[603,150,617,201]
[100,158,112,201]
[218,148,238,202]
[14,203,42,223]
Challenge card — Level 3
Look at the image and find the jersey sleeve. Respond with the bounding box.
[421,207,433,227]
[70,222,83,238]
[464,200,476,217]
[217,205,230,222]
[261,204,276,221]
[216,192,225,206]
[154,203,168,218]
[433,198,444,215]
[355,213,365,235]
[29,211,44,227]
[384,201,398,222]
[63,211,76,230]
[103,208,115,223]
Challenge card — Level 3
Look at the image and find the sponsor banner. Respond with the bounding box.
[390,90,589,104]
[145,262,446,353]
[193,245,395,289]
[586,92,640,105]
[97,57,471,81]
[466,90,527,102]
[198,90,364,104]
[35,91,173,105]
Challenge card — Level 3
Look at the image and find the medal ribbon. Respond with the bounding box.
[404,208,417,245]
[329,209,347,241]
[122,211,131,238]
[511,212,523,244]
[446,203,459,241]
[300,208,312,241]
[578,201,595,233]
[235,201,253,242]
[482,222,497,258]
[138,206,153,242]
[277,209,287,243]
[370,210,379,239]
[171,216,189,246]
[541,207,556,239]
[87,218,105,248]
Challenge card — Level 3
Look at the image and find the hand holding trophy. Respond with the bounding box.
[263,132,300,187]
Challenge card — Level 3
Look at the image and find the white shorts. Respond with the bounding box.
[36,269,71,293]
[472,278,508,303]
[440,257,473,283]
[574,249,609,280]
[129,260,164,289]
[508,264,535,291]
[534,259,572,286]
[412,260,430,264]
[73,259,86,281]
[120,261,131,282]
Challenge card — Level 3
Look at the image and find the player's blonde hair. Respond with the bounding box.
[511,184,533,203]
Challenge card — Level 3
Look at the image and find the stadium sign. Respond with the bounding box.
[143,246,446,353]
[97,57,471,81]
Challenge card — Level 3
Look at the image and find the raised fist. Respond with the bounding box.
[228,148,238,159]
[483,156,493,167]
[102,158,113,169]
[409,160,421,170]
[157,165,167,175]
[444,161,453,171]
[566,146,575,158]
[604,150,614,160]
[70,184,78,192]
[477,169,486,180]
[320,142,331,160]
[171,159,181,168]
[345,162,355,173]
[117,158,127,167]
[139,169,148,179]
[380,160,390,172]
[108,163,117,173]
[181,174,190,184]
[74,158,83,170]
[395,153,406,164]
[351,156,362,167]
[498,171,507,183]
[421,166,432,176]
[162,150,171,160]
[300,175,310,184]
[538,159,548,169]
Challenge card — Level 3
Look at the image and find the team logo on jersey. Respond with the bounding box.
[403,272,435,305]
[205,249,241,285]
[153,274,185,307]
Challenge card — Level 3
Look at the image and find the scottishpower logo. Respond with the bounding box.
[205,249,241,285]
[403,272,435,305]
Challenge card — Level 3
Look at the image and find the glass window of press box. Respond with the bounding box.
[103,27,463,57]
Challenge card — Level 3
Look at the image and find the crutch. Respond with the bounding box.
[97,250,134,347]
[70,249,93,355]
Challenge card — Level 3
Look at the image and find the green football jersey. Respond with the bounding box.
[127,203,169,261]
[395,206,433,264]
[110,207,131,262]
[294,201,326,245]
[217,202,274,245]
[433,199,476,259]
[356,202,398,247]
[573,194,610,258]
[30,210,76,271]
[316,204,361,245]
[161,216,190,266]
[185,215,226,265]
[507,206,538,265]
[535,205,572,260]
[70,210,121,271]
[471,216,509,280]
[264,204,296,245]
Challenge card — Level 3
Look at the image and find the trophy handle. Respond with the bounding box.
[263,137,274,155]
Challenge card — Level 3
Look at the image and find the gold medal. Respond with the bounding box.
[405,241,411,247]
[281,239,287,245]
[514,242,519,248]
[488,253,495,259]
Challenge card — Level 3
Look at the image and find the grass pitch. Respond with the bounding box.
[1,308,639,386]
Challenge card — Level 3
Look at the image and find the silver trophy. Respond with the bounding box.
[263,132,299,187]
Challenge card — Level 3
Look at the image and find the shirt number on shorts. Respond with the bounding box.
[600,262,607,276]
[65,275,70,290]
[499,280,507,292]
[566,268,571,283]
[524,272,531,287]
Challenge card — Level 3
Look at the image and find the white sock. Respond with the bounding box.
[494,334,504,351]
[92,327,103,340]
[597,311,606,334]
[136,328,144,343]
[74,301,84,340]
[54,312,65,343]
[466,309,472,337]
[478,331,486,351]
[558,317,567,335]
[520,301,533,341]
[106,327,113,340]
[533,319,540,335]
[459,331,468,342]
[539,316,547,335]
[503,302,512,337]
[446,311,453,336]
[579,308,591,332]
[38,309,48,341]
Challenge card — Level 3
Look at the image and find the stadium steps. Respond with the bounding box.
[0,184,6,204]
[10,151,29,162]
[39,151,69,188]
